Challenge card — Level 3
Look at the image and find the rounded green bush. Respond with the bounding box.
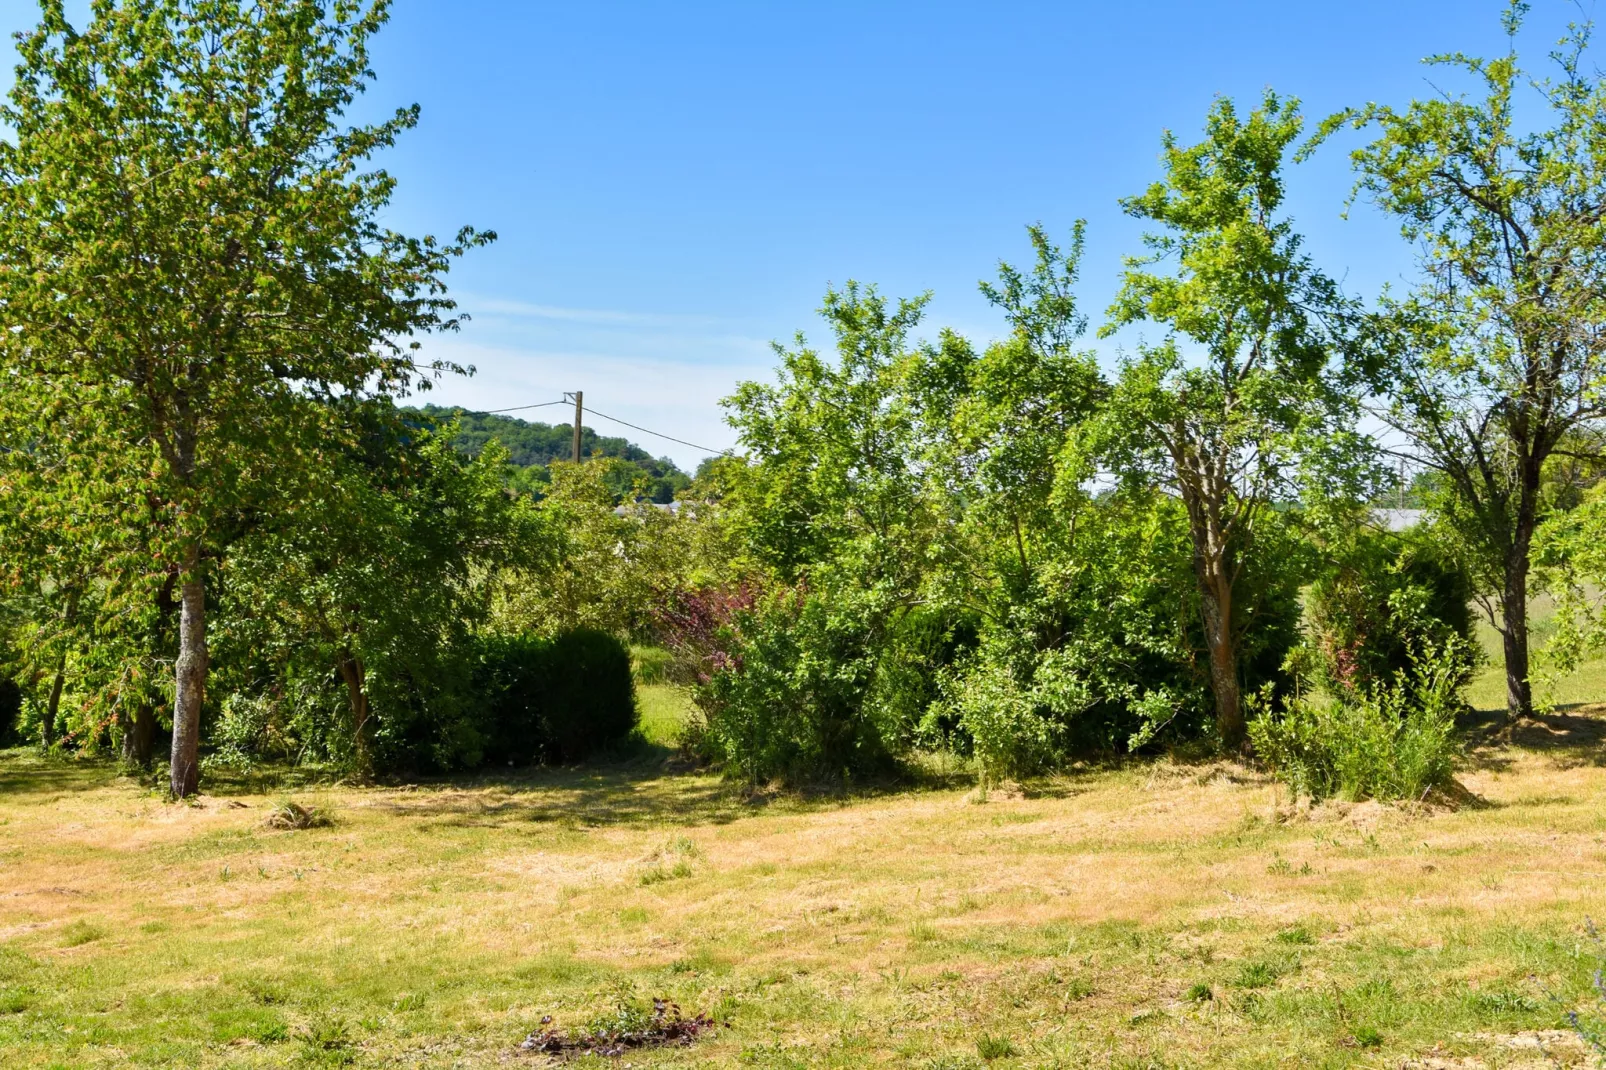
[476,629,638,765]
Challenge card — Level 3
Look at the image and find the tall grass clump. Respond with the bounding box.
[1249,643,1463,801]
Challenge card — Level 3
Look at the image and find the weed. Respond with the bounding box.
[1468,987,1540,1014]
[298,1014,354,1066]
[640,862,693,885]
[667,836,702,858]
[1184,982,1213,1002]
[974,1033,1016,1059]
[1275,925,1315,945]
[1351,1025,1383,1048]
[521,992,719,1057]
[57,920,105,948]
[264,798,332,830]
[1233,961,1281,989]
[0,987,32,1014]
[243,977,289,1005]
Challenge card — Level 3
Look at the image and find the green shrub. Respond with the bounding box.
[1249,643,1463,802]
[869,606,978,748]
[695,589,887,786]
[936,632,1089,778]
[1303,527,1479,698]
[543,629,637,759]
[476,628,637,764]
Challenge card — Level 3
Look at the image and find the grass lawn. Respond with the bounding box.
[5,680,1606,1068]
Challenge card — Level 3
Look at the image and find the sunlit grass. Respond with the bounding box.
[636,682,696,748]
[3,696,1606,1068]
[1467,596,1606,713]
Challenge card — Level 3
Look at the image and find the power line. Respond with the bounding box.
[441,393,730,456]
[472,399,570,415]
[583,405,729,456]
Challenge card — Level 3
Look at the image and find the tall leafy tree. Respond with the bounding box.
[1099,92,1355,747]
[1332,5,1606,720]
[0,0,490,794]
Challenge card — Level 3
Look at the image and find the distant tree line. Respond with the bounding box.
[420,406,692,503]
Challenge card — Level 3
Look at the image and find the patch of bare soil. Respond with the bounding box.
[518,999,719,1060]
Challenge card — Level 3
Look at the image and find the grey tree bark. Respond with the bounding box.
[169,544,207,797]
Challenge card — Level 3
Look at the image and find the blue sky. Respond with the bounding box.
[0,1,1570,467]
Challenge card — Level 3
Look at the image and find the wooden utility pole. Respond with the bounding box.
[571,391,583,462]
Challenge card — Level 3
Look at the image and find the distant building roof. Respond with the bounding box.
[1375,508,1425,532]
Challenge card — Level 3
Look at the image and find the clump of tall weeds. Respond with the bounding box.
[1249,642,1463,802]
[263,798,332,830]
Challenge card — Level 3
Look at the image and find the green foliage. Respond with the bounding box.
[1096,90,1361,745]
[0,0,492,793]
[937,630,1089,778]
[493,459,692,642]
[694,589,887,786]
[868,606,978,750]
[216,418,537,776]
[1248,644,1464,802]
[1536,484,1606,678]
[1328,9,1606,718]
[725,282,937,592]
[1302,525,1479,697]
[476,629,637,765]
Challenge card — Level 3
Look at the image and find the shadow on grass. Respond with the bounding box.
[1461,702,1606,772]
[362,752,978,830]
[0,748,127,798]
[0,744,978,830]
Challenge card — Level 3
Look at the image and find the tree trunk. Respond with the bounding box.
[42,656,65,750]
[122,702,157,767]
[1499,553,1533,722]
[1198,580,1244,749]
[169,546,208,797]
[337,653,372,781]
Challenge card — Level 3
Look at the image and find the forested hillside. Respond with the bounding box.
[414,405,691,502]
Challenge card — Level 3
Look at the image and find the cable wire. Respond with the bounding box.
[478,399,571,415]
[583,405,729,455]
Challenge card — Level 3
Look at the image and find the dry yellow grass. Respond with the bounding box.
[3,706,1606,1067]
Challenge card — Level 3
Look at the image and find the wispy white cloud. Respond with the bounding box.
[458,294,731,330]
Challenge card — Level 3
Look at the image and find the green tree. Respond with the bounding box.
[724,283,937,597]
[929,224,1103,588]
[1332,5,1606,720]
[1098,92,1356,748]
[219,417,533,777]
[0,0,490,794]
